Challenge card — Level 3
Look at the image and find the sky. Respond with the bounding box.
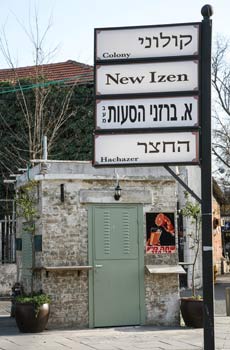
[0,0,229,69]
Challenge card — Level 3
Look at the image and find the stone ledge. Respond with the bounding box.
[34,265,93,277]
[146,264,186,274]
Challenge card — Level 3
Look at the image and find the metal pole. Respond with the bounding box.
[226,288,230,316]
[201,5,214,350]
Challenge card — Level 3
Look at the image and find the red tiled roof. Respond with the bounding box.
[0,60,93,85]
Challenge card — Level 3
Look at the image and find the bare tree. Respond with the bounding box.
[212,36,230,172]
[0,8,81,175]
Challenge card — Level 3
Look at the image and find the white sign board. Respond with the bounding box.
[96,61,198,95]
[96,24,200,60]
[96,96,198,129]
[94,131,199,165]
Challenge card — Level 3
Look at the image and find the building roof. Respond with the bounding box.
[0,60,93,85]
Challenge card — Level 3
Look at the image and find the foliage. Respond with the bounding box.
[15,293,51,317]
[0,82,94,198]
[50,84,94,160]
[181,192,201,298]
[16,180,38,224]
[181,201,201,222]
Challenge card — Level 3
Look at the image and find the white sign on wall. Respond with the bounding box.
[96,24,200,60]
[96,61,198,95]
[94,131,199,165]
[96,96,198,130]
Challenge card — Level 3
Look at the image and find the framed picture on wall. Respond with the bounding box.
[146,212,176,254]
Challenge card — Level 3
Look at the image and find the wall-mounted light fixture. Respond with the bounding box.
[114,180,122,201]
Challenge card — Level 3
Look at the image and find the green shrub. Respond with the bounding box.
[15,293,51,317]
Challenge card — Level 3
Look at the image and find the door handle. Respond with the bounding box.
[95,264,103,268]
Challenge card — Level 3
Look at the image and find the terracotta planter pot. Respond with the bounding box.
[15,302,50,333]
[180,297,203,328]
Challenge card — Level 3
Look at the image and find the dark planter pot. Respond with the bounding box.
[180,297,203,328]
[15,302,50,333]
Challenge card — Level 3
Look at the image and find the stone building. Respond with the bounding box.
[16,161,185,329]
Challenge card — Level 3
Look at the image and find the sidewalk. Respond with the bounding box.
[1,274,230,350]
[1,316,230,350]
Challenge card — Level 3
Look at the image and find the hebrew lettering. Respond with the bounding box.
[183,103,192,120]
[148,142,161,153]
[137,140,191,154]
[163,142,175,153]
[137,142,148,153]
[98,97,197,129]
[179,34,192,49]
[160,32,171,47]
[152,36,159,48]
[172,35,178,47]
[177,141,190,152]
[138,33,193,50]
[170,104,177,121]
[138,37,144,45]
[138,105,145,122]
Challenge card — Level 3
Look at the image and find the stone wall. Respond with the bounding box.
[145,273,179,325]
[41,270,89,328]
[0,264,17,295]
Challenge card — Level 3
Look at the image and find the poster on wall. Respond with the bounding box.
[146,212,176,253]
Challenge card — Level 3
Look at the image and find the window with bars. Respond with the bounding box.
[0,200,16,264]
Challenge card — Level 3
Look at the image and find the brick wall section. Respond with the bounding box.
[42,270,89,328]
[213,196,223,273]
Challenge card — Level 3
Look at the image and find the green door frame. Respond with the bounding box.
[88,203,145,328]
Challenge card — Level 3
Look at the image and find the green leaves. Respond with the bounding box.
[16,180,38,224]
[181,192,201,222]
[15,293,51,317]
[0,81,94,198]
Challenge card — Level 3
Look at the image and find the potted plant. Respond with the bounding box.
[15,293,51,333]
[14,180,51,333]
[180,192,203,328]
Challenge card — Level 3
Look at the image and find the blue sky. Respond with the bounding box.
[0,0,228,68]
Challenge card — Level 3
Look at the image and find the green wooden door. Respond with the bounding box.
[90,205,143,327]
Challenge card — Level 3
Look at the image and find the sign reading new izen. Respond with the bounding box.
[96,61,198,95]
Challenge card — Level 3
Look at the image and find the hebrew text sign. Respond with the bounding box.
[96,96,198,129]
[94,131,199,165]
[96,24,199,60]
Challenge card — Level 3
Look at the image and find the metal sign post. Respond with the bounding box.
[93,6,215,348]
[201,5,214,350]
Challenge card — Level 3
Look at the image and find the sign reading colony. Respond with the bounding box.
[93,22,201,166]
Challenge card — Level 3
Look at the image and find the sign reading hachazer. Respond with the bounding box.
[95,23,199,60]
[96,96,198,130]
[96,61,198,95]
[94,132,199,165]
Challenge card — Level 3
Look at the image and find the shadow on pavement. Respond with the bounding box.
[0,316,19,335]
